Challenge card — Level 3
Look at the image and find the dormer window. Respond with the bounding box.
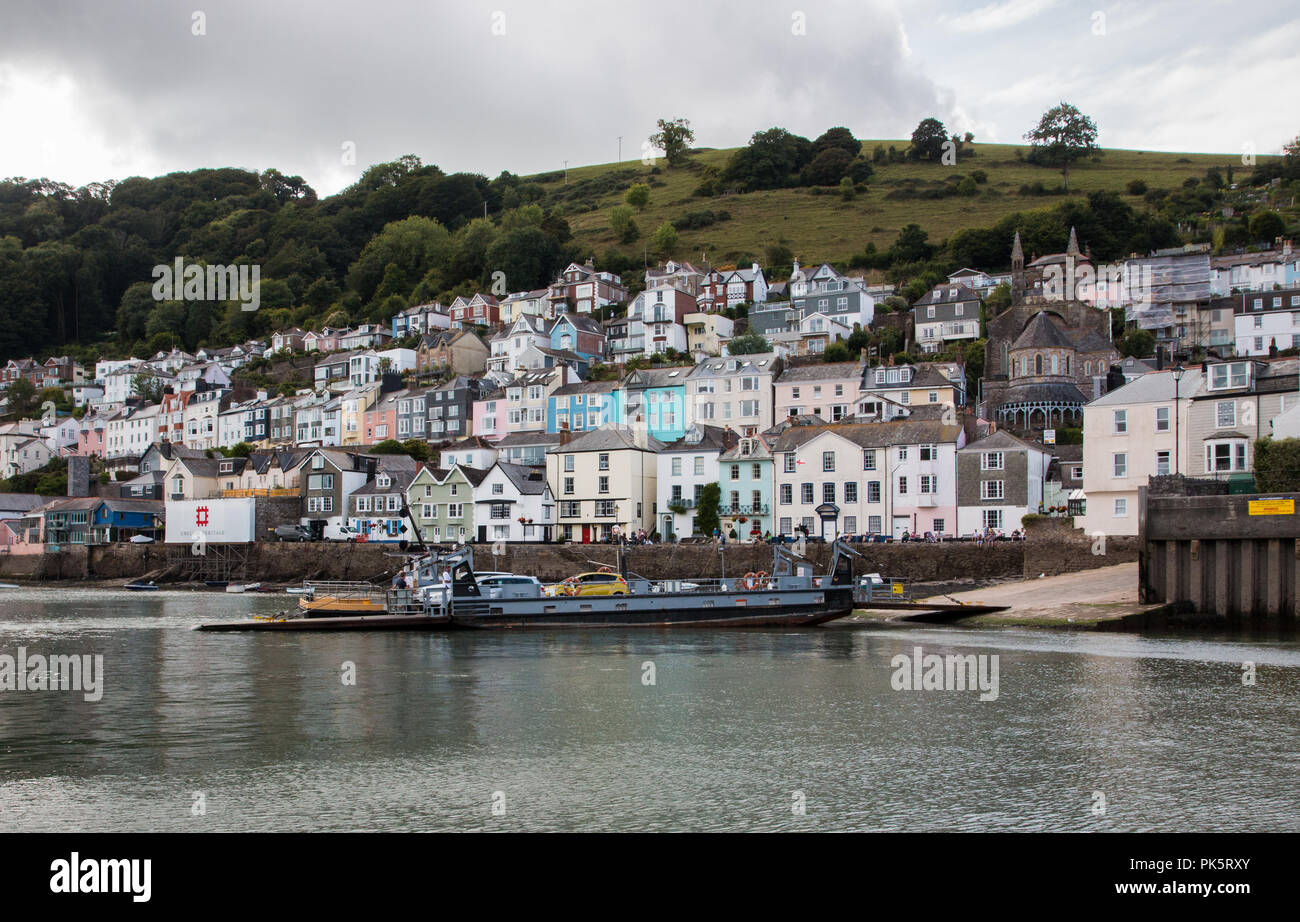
[1208,363,1250,391]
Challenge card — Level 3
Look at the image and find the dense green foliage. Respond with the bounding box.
[694,482,721,537]
[1253,438,1300,493]
[0,157,577,362]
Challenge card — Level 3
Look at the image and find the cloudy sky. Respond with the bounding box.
[1,0,1295,196]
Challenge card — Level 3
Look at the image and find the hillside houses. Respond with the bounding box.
[7,242,1206,549]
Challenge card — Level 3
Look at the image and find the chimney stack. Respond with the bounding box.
[558,422,571,447]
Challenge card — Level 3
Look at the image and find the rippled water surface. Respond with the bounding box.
[0,587,1297,831]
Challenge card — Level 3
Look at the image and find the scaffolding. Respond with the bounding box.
[166,544,250,582]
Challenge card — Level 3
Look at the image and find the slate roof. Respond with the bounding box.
[494,462,550,495]
[1001,381,1089,405]
[1087,369,1204,406]
[546,425,665,453]
[770,419,963,452]
[552,380,620,397]
[494,431,563,448]
[960,430,1045,453]
[1012,312,1075,351]
[776,361,864,383]
[0,493,46,513]
[658,424,736,453]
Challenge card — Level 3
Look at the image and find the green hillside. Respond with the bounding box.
[526,141,1262,268]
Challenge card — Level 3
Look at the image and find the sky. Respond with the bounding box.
[0,0,1295,196]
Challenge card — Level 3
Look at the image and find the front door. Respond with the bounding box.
[477,525,487,543]
[892,516,911,539]
[581,525,591,544]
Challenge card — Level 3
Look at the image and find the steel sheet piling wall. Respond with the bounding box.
[1140,487,1300,620]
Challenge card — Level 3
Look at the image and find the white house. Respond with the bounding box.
[655,425,736,540]
[474,461,555,542]
[104,403,160,459]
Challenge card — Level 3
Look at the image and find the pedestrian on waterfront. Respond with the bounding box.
[392,569,406,589]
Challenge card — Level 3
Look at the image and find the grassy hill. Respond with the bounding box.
[524,141,1262,269]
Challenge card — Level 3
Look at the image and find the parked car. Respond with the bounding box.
[271,524,311,542]
[545,571,630,597]
[128,534,155,544]
[477,575,544,599]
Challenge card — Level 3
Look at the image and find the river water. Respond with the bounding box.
[0,588,1297,832]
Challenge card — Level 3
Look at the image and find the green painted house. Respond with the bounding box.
[405,464,488,544]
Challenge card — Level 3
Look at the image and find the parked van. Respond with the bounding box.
[271,524,312,542]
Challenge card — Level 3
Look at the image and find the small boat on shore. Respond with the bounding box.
[196,540,862,632]
[225,582,262,594]
[0,583,19,590]
[125,581,158,591]
[205,580,229,589]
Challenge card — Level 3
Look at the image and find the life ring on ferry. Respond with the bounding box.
[742,572,757,590]
[754,571,768,590]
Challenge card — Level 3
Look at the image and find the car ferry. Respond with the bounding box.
[195,539,861,632]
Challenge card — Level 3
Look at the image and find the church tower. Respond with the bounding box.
[1010,231,1025,303]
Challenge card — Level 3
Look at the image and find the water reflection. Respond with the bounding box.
[0,589,1296,831]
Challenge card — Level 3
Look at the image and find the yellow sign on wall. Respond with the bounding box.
[1248,498,1295,516]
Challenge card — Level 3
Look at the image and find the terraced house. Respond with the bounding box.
[772,419,964,540]
[546,426,661,543]
[473,367,572,439]
[473,461,554,542]
[349,457,422,542]
[686,353,783,437]
[717,431,778,540]
[406,464,487,544]
[956,430,1052,535]
[292,449,377,540]
[775,361,864,423]
[655,425,737,540]
[619,366,692,443]
[548,380,622,434]
[426,376,491,442]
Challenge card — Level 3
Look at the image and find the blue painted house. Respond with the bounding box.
[42,497,164,545]
[716,432,777,540]
[549,313,606,364]
[618,366,692,443]
[547,380,622,434]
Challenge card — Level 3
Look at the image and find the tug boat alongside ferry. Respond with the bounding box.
[194,539,861,632]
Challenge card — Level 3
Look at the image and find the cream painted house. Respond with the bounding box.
[684,312,734,355]
[546,425,662,543]
[1078,369,1201,537]
[340,385,379,446]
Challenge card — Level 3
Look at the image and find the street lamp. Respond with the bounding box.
[1171,363,1185,476]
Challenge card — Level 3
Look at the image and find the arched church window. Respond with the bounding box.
[1050,354,1059,374]
[1035,354,1043,375]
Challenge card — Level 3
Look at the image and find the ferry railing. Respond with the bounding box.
[640,575,821,593]
[855,577,912,603]
[385,588,425,616]
[303,579,384,601]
